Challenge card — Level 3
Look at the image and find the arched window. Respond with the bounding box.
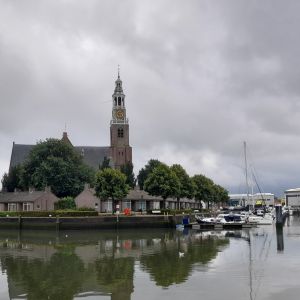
[114,97,117,106]
[118,128,124,138]
[118,97,121,106]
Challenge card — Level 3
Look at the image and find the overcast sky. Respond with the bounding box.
[1,0,300,196]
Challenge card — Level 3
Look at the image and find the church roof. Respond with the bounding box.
[9,144,34,169]
[9,143,110,170]
[75,146,110,169]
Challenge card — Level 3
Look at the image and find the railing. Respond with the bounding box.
[110,118,129,124]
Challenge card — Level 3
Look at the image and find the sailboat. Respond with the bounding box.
[243,142,274,225]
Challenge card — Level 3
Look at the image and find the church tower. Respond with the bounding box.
[110,70,132,169]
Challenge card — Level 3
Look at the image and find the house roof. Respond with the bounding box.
[0,191,54,203]
[9,143,110,170]
[285,188,300,193]
[76,187,194,202]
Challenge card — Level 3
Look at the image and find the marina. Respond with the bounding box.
[0,214,298,299]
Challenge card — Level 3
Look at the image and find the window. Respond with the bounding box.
[138,200,146,211]
[23,203,32,211]
[8,203,17,211]
[118,128,124,138]
[107,200,112,212]
[114,97,117,106]
[123,201,131,209]
[118,97,121,106]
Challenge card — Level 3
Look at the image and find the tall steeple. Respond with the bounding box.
[109,69,132,169]
[111,66,128,125]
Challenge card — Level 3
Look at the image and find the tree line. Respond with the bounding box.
[1,139,229,209]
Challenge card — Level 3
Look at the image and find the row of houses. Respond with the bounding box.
[2,186,300,213]
[0,185,202,213]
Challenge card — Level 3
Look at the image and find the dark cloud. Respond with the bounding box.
[1,0,300,196]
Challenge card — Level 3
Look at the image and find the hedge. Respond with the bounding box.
[0,210,98,217]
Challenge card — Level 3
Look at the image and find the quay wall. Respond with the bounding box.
[0,215,193,230]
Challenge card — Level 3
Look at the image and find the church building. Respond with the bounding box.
[9,73,132,170]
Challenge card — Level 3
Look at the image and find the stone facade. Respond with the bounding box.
[109,72,132,168]
[75,184,101,212]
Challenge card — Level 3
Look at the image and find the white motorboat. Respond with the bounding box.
[195,215,216,224]
[215,213,245,224]
[248,213,274,225]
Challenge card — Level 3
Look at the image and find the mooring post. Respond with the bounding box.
[56,215,60,231]
[276,224,284,252]
[275,205,283,224]
[18,215,22,230]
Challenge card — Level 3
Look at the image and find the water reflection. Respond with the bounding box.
[1,220,300,300]
[0,229,230,300]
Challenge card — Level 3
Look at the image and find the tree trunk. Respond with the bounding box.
[177,197,180,210]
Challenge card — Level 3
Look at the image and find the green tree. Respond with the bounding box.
[213,184,229,206]
[170,164,194,210]
[192,174,215,209]
[55,196,76,210]
[144,164,180,209]
[94,168,129,213]
[137,159,163,190]
[1,165,24,192]
[22,139,95,197]
[120,162,136,188]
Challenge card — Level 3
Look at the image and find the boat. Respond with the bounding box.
[195,215,216,224]
[248,212,274,225]
[195,213,245,224]
[215,213,245,224]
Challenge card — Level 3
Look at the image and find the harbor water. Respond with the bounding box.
[0,216,299,300]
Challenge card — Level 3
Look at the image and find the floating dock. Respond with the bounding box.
[191,223,255,230]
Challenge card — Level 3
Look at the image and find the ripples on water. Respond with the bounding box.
[0,216,300,300]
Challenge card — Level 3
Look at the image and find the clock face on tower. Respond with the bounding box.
[116,109,124,120]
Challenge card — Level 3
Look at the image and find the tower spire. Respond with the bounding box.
[118,64,120,79]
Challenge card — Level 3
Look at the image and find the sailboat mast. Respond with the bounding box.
[244,141,250,207]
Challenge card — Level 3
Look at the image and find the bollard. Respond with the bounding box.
[275,205,283,224]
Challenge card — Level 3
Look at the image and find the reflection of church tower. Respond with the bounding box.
[110,70,132,169]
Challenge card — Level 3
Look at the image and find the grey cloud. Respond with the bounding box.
[1,0,300,196]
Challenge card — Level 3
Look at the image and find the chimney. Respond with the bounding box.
[61,131,73,146]
[45,186,51,193]
[29,187,35,193]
